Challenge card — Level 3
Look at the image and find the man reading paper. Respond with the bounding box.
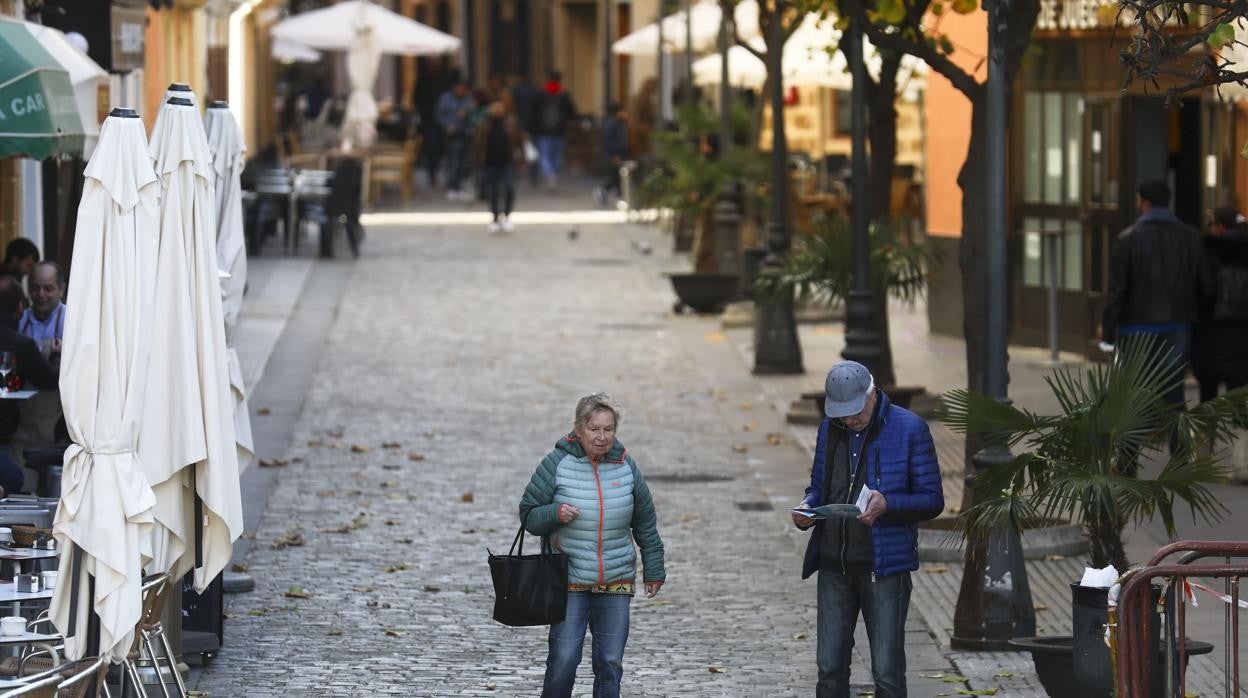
[791,361,944,698]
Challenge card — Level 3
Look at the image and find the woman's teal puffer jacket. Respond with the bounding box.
[519,434,665,589]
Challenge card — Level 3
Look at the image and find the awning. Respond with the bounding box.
[0,17,85,160]
[24,23,108,158]
[612,0,760,56]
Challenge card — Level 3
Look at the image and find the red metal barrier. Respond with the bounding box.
[1115,541,1248,697]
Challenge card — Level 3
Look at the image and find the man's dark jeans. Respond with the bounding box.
[817,570,911,698]
[1121,326,1191,457]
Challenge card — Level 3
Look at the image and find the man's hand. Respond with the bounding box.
[791,502,816,530]
[644,580,663,598]
[857,491,888,526]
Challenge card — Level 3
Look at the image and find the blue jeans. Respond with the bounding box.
[536,136,565,180]
[445,135,469,190]
[542,591,630,698]
[817,571,911,698]
[482,165,516,220]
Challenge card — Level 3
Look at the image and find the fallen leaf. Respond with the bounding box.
[738,401,753,410]
[256,407,271,415]
[285,586,312,599]
[1033,603,1049,612]
[258,458,289,468]
[353,586,375,593]
[708,666,727,674]
[326,442,343,450]
[351,444,372,454]
[484,681,496,690]
[187,692,209,698]
[731,444,749,454]
[292,457,305,463]
[379,481,399,489]
[742,422,758,432]
[955,689,997,696]
[384,562,412,573]
[408,453,426,462]
[712,389,727,401]
[920,673,950,680]
[327,430,344,438]
[922,566,949,574]
[994,672,1013,678]
[1044,554,1066,561]
[422,585,441,593]
[271,530,306,549]
[948,506,962,514]
[382,441,402,449]
[240,531,256,540]
[704,332,727,343]
[395,537,414,545]
[941,676,968,683]
[231,563,249,573]
[307,439,323,448]
[383,629,406,638]
[460,492,475,503]
[766,433,784,445]
[677,513,702,523]
[327,629,343,636]
[382,464,401,471]
[792,631,808,640]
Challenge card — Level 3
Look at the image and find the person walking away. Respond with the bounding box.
[471,101,526,234]
[1101,179,1207,455]
[0,277,58,495]
[509,75,541,187]
[1195,205,1248,482]
[519,393,666,698]
[533,71,576,192]
[596,102,629,207]
[436,81,476,201]
[792,361,944,698]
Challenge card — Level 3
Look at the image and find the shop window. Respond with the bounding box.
[833,90,851,136]
[1023,93,1042,204]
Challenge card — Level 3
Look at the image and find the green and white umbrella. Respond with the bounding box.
[0,17,85,160]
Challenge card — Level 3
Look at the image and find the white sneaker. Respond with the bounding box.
[488,221,502,235]
[501,216,514,233]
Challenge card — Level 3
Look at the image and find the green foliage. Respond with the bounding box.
[1208,22,1237,48]
[638,102,769,219]
[752,216,943,306]
[937,334,1248,569]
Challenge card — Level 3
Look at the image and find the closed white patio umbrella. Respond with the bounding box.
[143,98,243,591]
[271,0,460,148]
[204,102,254,472]
[149,83,199,162]
[51,108,160,662]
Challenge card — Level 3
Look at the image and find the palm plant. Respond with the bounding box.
[752,215,942,387]
[938,334,1248,571]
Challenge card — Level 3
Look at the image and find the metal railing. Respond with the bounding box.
[1115,540,1248,697]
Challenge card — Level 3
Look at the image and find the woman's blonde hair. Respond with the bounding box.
[574,393,621,430]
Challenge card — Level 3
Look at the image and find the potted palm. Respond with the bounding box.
[753,216,941,402]
[640,103,769,313]
[938,334,1247,697]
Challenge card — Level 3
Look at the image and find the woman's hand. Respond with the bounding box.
[557,503,581,524]
[644,581,664,598]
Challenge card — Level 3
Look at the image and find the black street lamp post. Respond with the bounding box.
[840,15,884,376]
[713,0,742,280]
[753,0,803,375]
[950,0,1036,650]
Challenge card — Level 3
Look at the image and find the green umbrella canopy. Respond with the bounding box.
[0,17,85,160]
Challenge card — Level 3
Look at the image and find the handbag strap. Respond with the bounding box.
[512,508,559,558]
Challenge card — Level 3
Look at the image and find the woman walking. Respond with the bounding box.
[519,393,666,698]
[471,101,526,234]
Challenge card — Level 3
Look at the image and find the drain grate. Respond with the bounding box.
[735,501,774,512]
[646,473,735,484]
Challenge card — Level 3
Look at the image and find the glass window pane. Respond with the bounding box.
[1023,218,1043,287]
[1044,93,1063,204]
[1065,95,1083,205]
[1063,220,1083,291]
[1024,92,1042,204]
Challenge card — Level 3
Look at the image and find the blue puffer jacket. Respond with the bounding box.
[800,390,944,579]
[519,434,665,589]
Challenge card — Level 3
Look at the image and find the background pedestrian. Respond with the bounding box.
[532,71,576,192]
[471,101,526,233]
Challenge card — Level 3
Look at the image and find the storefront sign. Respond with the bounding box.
[111,5,147,72]
[1036,0,1116,31]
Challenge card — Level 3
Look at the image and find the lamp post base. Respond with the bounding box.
[753,253,804,376]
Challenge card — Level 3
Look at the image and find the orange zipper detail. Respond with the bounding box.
[592,460,606,586]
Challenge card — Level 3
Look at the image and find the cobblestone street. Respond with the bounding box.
[192,206,956,696]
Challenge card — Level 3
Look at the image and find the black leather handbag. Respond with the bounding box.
[488,511,568,626]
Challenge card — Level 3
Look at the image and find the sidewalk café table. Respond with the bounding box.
[0,547,57,576]
[0,581,53,616]
[0,391,36,401]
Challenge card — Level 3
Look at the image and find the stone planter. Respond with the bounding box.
[668,272,741,314]
[1009,634,1211,698]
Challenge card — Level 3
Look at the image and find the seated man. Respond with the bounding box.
[19,261,65,358]
[0,277,58,496]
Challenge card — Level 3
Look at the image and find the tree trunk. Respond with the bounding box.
[864,54,902,388]
[1087,514,1129,572]
[958,91,988,513]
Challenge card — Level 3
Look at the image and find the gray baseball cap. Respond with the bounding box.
[824,361,874,418]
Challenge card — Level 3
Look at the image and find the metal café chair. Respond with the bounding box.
[0,656,110,698]
[248,169,294,254]
[289,170,334,256]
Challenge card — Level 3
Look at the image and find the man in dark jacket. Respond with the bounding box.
[792,361,944,698]
[1101,179,1206,424]
[596,101,629,206]
[0,277,58,495]
[1193,204,1248,403]
[532,71,576,192]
